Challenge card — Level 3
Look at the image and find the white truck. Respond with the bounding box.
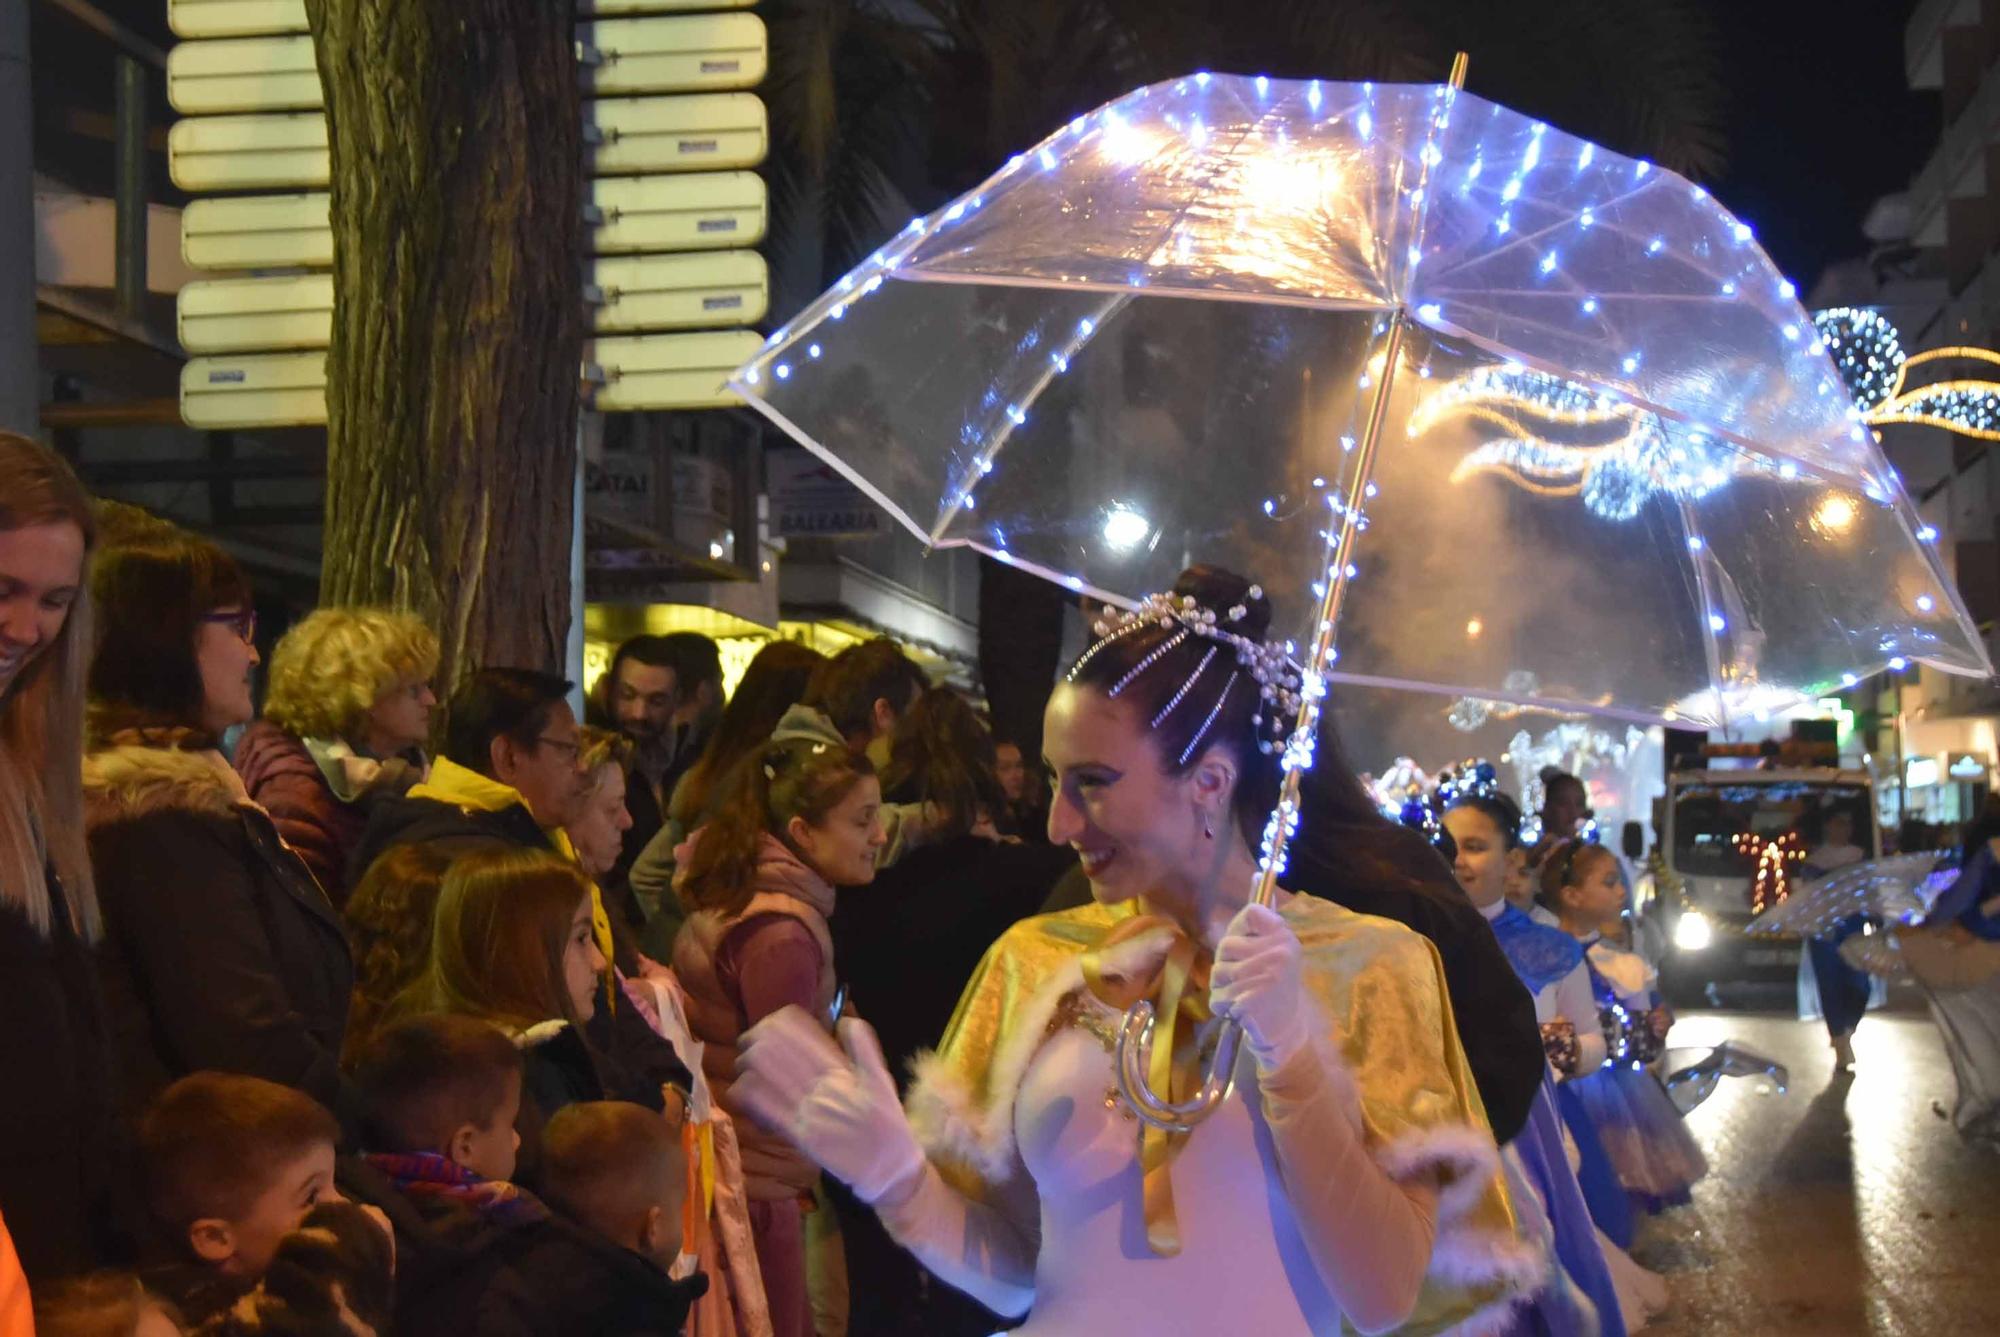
[1644,764,1879,1003]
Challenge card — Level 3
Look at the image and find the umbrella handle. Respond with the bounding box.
[1114,1000,1242,1132]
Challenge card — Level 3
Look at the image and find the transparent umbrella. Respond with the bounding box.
[732,64,1992,1129]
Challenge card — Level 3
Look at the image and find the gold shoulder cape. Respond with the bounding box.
[905,895,1542,1335]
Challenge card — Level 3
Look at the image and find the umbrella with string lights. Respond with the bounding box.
[730,60,1991,1131]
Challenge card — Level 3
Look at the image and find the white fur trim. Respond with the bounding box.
[517,1019,571,1047]
[1374,1121,1506,1225]
[904,958,1087,1185]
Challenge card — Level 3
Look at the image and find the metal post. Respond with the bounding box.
[114,54,148,322]
[567,412,596,713]
[0,0,37,434]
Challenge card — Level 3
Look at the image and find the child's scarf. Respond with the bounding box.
[362,1151,548,1228]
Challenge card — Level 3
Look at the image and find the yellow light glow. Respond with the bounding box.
[1814,493,1858,534]
[1466,617,1484,638]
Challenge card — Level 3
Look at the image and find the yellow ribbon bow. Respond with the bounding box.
[1079,912,1215,1256]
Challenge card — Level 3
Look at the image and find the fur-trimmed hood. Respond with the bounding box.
[82,738,253,828]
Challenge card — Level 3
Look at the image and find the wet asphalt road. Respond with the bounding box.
[1634,1002,2000,1335]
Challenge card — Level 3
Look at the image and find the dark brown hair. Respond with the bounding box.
[670,639,825,826]
[678,738,874,918]
[804,638,927,744]
[1538,838,1617,910]
[140,1072,339,1230]
[442,668,573,777]
[353,1014,524,1155]
[1064,564,1441,900]
[88,534,252,742]
[342,842,457,1066]
[883,686,1005,841]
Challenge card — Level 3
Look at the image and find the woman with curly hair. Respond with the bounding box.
[233,608,439,901]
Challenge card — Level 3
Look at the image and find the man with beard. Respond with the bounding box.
[600,634,723,919]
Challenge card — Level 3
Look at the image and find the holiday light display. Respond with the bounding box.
[1812,309,2000,442]
[1733,829,1807,915]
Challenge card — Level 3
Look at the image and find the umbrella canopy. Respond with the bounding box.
[733,73,1990,729]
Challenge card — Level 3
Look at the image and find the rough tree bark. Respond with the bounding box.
[305,0,584,687]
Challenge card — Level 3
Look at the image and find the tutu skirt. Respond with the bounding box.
[1567,1063,1707,1211]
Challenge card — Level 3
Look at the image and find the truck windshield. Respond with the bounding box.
[1672,781,1876,879]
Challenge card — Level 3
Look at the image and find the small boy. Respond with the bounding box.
[532,1102,705,1334]
[351,1013,529,1212]
[540,1101,687,1269]
[136,1073,355,1324]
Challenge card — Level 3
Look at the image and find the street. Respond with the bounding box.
[1637,1002,2000,1335]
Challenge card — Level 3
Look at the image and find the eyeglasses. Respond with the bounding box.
[200,608,257,645]
[537,735,582,763]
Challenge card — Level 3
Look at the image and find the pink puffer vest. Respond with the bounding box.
[672,832,838,1200]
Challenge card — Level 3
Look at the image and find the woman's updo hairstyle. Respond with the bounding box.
[1062,566,1293,851]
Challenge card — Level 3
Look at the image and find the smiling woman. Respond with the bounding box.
[0,432,115,1282]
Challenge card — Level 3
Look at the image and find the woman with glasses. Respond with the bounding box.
[233,608,439,903]
[83,534,355,1123]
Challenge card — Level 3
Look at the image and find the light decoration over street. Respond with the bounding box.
[1812,309,2000,441]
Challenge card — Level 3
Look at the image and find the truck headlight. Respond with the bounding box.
[1674,910,1714,952]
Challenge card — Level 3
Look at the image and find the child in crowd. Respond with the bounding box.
[542,1101,688,1273]
[353,1014,531,1219]
[340,842,457,1067]
[348,1016,704,1334]
[1543,839,1709,1213]
[30,1271,183,1337]
[136,1072,388,1328]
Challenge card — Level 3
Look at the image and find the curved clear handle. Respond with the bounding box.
[1113,1000,1242,1133]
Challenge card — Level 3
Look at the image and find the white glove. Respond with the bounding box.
[1209,901,1311,1072]
[735,1008,928,1204]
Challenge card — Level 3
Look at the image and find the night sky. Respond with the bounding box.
[1702,0,1939,289]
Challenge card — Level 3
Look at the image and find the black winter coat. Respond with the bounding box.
[346,790,554,893]
[341,1155,707,1336]
[832,833,1078,1085]
[0,868,115,1281]
[84,742,354,1123]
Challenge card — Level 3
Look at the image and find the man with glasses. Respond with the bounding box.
[348,667,588,885]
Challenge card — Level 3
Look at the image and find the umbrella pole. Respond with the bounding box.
[1115,313,1411,1134]
[1249,310,1410,909]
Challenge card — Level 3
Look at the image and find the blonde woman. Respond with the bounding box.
[234,608,438,900]
[0,432,112,1281]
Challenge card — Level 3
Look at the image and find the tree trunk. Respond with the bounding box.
[305,0,584,688]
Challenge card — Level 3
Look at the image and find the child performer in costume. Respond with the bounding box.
[1542,841,1706,1214]
[1444,794,1667,1335]
[733,567,1541,1335]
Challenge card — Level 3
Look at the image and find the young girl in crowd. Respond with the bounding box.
[1543,840,1708,1214]
[673,737,885,1337]
[0,433,113,1283]
[84,535,354,1124]
[389,847,689,1146]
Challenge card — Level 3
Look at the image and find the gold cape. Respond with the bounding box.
[905,895,1542,1335]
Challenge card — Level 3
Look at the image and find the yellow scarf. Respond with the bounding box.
[1079,910,1213,1256]
[412,758,614,969]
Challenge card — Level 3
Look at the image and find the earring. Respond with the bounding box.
[1203,817,1215,840]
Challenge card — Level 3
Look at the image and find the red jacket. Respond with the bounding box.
[232,720,366,902]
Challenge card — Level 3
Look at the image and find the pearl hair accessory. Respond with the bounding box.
[1069,587,1305,755]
